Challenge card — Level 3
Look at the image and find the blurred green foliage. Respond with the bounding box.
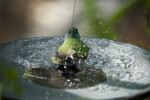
[83,0,118,40]
[111,0,140,23]
[112,0,150,39]
[83,0,150,43]
[0,60,21,99]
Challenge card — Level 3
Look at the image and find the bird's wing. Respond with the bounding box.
[49,57,62,64]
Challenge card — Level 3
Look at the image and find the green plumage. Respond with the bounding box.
[50,27,90,64]
[58,36,89,59]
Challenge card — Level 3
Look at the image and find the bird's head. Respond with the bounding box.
[65,27,80,40]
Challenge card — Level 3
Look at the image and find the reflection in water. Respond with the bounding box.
[24,64,106,89]
[1,37,150,99]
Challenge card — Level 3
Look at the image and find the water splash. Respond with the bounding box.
[0,37,150,99]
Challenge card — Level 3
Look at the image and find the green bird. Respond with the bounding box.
[50,27,90,65]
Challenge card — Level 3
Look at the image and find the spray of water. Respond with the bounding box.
[71,0,77,35]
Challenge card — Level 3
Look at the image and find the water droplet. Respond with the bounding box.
[45,92,49,100]
[64,66,67,69]
[60,93,63,96]
[66,79,70,82]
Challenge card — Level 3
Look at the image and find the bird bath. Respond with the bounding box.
[0,37,150,100]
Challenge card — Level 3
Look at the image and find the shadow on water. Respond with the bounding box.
[24,64,150,90]
[24,64,107,89]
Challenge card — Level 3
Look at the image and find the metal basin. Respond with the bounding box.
[0,37,150,100]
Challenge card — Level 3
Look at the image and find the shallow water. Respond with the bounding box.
[0,37,150,99]
[24,66,106,89]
